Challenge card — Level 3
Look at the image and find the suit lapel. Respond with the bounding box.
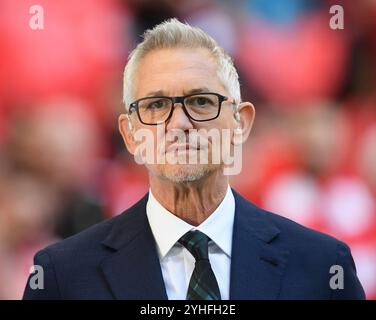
[230,190,290,299]
[99,189,289,300]
[100,193,168,300]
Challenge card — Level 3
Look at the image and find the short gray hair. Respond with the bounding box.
[123,18,241,111]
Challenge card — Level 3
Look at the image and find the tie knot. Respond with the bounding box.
[178,230,209,261]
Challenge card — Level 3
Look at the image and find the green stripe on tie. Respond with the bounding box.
[179,230,221,300]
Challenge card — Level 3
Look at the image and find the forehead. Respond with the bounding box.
[133,47,225,98]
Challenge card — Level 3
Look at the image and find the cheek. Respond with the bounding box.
[221,108,236,126]
[208,113,236,139]
[207,116,237,154]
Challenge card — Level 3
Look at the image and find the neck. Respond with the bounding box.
[149,170,229,226]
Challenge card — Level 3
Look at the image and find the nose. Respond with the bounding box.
[165,103,194,132]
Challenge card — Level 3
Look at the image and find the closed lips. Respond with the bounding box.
[167,144,199,153]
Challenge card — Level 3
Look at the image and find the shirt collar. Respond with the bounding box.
[146,185,235,259]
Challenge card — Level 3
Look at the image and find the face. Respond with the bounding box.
[119,47,252,183]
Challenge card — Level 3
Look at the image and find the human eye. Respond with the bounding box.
[145,99,168,110]
[187,95,216,107]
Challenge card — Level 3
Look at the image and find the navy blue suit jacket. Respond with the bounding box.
[23,189,365,299]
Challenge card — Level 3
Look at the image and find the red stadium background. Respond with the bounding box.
[0,0,375,299]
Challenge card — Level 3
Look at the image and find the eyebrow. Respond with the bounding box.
[144,90,165,97]
[184,87,212,95]
[144,87,212,97]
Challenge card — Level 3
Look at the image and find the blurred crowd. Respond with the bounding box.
[0,0,375,299]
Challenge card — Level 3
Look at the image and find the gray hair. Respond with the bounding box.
[123,18,241,111]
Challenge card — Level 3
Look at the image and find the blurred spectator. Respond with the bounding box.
[3,98,107,237]
[358,125,376,195]
[236,8,348,106]
[0,171,58,299]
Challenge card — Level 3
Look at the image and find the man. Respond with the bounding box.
[23,19,365,300]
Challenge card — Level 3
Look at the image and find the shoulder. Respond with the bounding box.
[23,194,149,299]
[232,188,349,256]
[264,207,345,249]
[36,192,149,263]
[232,189,365,299]
[37,217,114,258]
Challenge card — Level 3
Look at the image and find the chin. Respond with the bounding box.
[151,163,219,184]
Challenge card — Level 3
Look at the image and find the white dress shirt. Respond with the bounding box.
[146,185,235,300]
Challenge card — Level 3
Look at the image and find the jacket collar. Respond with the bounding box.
[229,189,289,299]
[100,189,289,300]
[100,193,168,299]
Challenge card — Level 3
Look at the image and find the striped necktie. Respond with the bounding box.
[178,230,221,300]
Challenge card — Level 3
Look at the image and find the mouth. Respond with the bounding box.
[166,143,199,154]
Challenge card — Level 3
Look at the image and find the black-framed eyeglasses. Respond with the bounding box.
[128,92,233,125]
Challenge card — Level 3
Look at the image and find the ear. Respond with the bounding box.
[118,113,137,155]
[232,101,255,145]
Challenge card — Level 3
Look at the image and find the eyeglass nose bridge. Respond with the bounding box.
[165,96,193,122]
